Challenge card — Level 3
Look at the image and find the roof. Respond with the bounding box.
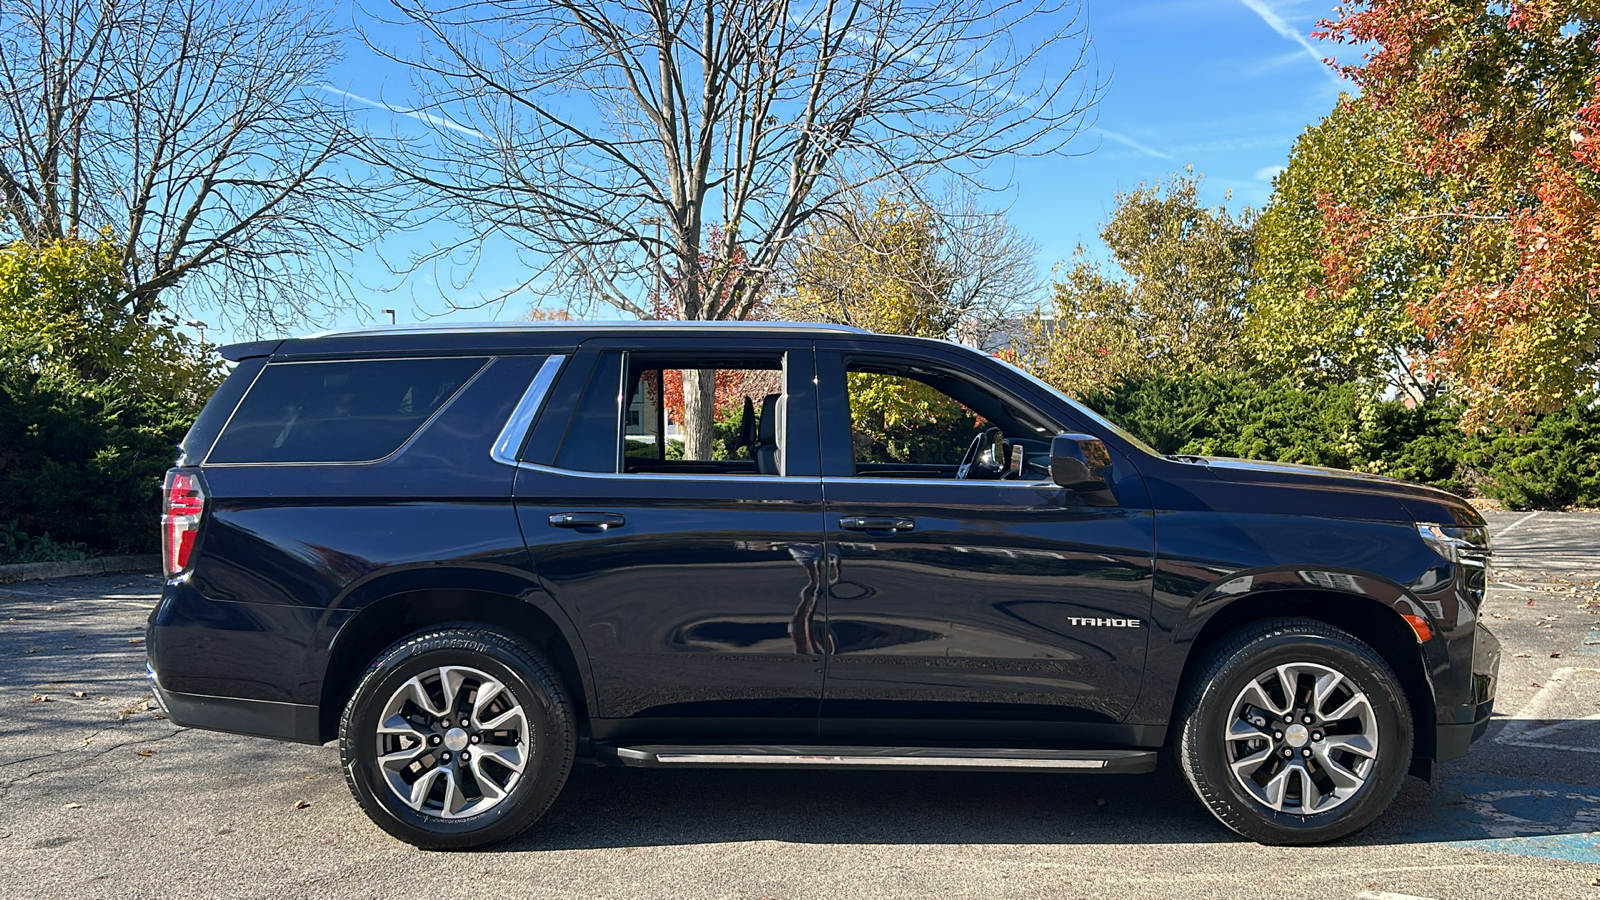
[220,320,876,362]
[302,320,872,339]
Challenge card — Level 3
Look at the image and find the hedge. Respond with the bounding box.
[1082,374,1600,511]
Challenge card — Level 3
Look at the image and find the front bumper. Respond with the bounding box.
[1434,620,1500,763]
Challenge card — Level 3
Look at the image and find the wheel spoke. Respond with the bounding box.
[1311,671,1345,719]
[1229,745,1273,778]
[438,667,471,715]
[474,678,507,713]
[1260,765,1293,811]
[476,703,525,733]
[1312,744,1366,791]
[1322,733,1376,758]
[477,742,527,775]
[1273,665,1300,712]
[1239,680,1286,717]
[1227,717,1274,743]
[378,744,427,769]
[1323,692,1373,726]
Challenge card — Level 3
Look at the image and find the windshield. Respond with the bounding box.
[991,357,1163,459]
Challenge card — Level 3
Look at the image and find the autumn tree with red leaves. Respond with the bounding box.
[1310,1,1600,426]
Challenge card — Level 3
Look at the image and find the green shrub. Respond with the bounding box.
[1080,374,1600,509]
[1461,398,1600,510]
[0,518,89,565]
[0,355,197,555]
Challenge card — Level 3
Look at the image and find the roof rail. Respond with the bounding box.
[300,320,873,340]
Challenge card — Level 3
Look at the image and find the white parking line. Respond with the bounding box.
[1493,511,1542,539]
[1495,667,1600,754]
[1357,893,1438,900]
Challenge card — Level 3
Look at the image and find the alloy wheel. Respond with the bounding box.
[1224,661,1378,815]
[375,665,531,819]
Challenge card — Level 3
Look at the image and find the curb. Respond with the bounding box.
[0,555,161,584]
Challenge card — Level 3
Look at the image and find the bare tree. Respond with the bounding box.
[0,0,392,336]
[377,0,1099,456]
[776,184,1043,345]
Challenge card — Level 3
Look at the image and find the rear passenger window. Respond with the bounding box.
[553,351,788,476]
[207,357,488,464]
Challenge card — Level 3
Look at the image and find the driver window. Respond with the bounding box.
[845,363,1055,481]
[847,371,984,476]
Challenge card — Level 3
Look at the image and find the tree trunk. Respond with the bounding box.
[680,367,718,461]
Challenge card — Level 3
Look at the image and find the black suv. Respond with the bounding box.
[147,322,1499,849]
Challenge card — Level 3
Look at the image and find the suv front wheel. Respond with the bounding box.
[1176,618,1412,844]
[340,627,576,850]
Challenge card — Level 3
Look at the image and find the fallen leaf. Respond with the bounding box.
[71,691,86,699]
[24,647,39,654]
[293,800,311,810]
[30,694,50,702]
[62,803,81,810]
[1551,652,1563,658]
[135,750,153,757]
[126,638,143,645]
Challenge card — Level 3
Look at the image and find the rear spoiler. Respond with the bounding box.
[219,339,283,362]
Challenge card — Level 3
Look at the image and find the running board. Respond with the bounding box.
[608,745,1157,774]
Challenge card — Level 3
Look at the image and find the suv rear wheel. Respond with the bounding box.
[1176,618,1412,844]
[340,627,575,850]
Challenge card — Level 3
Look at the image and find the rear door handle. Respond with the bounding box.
[549,512,626,530]
[839,516,916,533]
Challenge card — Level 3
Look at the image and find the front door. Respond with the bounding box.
[814,344,1155,744]
[513,340,827,742]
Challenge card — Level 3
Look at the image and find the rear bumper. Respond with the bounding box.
[148,664,321,744]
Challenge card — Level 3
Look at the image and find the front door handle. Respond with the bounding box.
[549,512,626,531]
[839,516,916,533]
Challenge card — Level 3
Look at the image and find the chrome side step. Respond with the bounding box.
[609,745,1157,774]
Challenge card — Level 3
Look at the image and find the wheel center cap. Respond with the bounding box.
[443,727,470,752]
[1284,723,1310,748]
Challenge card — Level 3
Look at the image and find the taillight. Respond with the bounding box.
[162,469,206,576]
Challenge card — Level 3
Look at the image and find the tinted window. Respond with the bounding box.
[208,357,488,463]
[550,351,788,475]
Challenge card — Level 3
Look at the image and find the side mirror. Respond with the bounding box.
[1050,433,1114,497]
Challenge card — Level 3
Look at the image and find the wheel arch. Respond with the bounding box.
[1172,585,1438,778]
[318,588,593,746]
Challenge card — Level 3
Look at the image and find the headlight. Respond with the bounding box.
[1416,523,1491,565]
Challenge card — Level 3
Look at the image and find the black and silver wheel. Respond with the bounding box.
[340,627,575,850]
[1176,618,1412,844]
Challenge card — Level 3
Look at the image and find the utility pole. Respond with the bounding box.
[380,308,397,325]
[640,217,662,318]
[185,320,208,345]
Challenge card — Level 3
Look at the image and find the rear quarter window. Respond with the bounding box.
[206,357,488,464]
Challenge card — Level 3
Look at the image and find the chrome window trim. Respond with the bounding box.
[490,354,568,467]
[203,356,493,468]
[514,459,820,483]
[823,476,1060,489]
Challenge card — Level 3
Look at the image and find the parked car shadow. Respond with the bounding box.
[495,743,1600,853]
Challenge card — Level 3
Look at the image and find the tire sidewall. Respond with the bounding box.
[342,633,570,848]
[1187,630,1412,843]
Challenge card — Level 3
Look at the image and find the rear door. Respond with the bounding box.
[512,337,827,742]
[814,341,1156,744]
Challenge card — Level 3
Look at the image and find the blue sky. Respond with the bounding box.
[214,0,1356,342]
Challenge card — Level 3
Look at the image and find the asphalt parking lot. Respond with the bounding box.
[2,511,1598,899]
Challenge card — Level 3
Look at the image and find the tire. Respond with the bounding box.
[1176,618,1412,845]
[340,627,576,850]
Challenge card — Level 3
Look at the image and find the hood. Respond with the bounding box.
[1192,457,1484,527]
